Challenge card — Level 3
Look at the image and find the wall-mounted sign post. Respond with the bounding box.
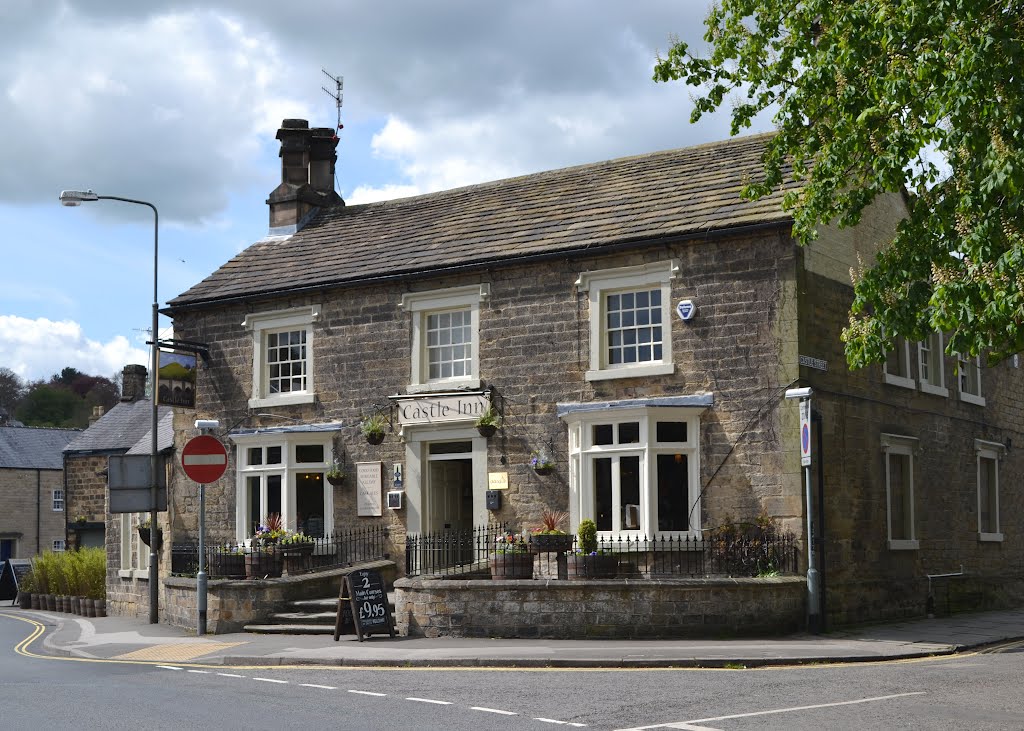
[785,387,820,634]
[182,434,227,636]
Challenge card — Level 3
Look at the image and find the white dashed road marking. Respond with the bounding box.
[616,691,928,730]
[406,697,452,705]
[471,707,517,715]
[154,666,585,726]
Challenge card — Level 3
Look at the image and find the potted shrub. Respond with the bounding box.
[474,407,501,438]
[529,510,573,552]
[567,518,617,579]
[361,414,387,445]
[326,463,347,486]
[489,532,533,579]
[138,518,162,550]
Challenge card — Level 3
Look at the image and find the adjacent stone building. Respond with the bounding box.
[63,364,174,618]
[0,424,80,559]
[159,120,1023,628]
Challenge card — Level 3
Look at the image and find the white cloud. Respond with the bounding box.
[0,315,148,382]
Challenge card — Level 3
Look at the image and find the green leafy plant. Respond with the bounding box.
[577,519,598,554]
[360,413,387,438]
[474,407,501,428]
[326,462,346,480]
[279,532,314,546]
[533,510,569,535]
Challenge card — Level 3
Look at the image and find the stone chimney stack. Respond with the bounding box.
[266,119,343,234]
[89,405,106,426]
[121,364,148,403]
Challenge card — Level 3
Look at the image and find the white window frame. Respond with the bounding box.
[232,432,335,541]
[52,540,65,552]
[562,405,702,539]
[118,513,150,579]
[881,433,919,550]
[400,284,489,393]
[956,353,985,406]
[883,337,915,389]
[51,489,64,511]
[917,332,948,397]
[975,439,1005,542]
[242,305,321,409]
[576,260,678,382]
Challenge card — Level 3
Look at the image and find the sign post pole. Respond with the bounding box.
[799,397,821,634]
[197,482,207,635]
[181,433,227,636]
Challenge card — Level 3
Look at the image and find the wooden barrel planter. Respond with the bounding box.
[489,553,534,580]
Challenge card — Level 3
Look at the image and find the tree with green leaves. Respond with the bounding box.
[654,1,1023,367]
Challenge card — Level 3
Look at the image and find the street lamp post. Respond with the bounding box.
[60,189,161,624]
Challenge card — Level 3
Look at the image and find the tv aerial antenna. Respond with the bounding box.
[321,69,344,139]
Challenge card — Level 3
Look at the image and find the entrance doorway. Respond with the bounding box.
[425,441,474,567]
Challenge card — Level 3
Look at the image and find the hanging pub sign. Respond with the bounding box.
[156,351,197,408]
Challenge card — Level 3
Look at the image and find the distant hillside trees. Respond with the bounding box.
[1,367,121,428]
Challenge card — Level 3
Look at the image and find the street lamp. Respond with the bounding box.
[60,189,161,625]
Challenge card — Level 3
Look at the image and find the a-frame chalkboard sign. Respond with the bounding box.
[0,559,32,605]
[333,568,395,642]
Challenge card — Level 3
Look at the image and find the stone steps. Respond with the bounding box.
[243,593,395,635]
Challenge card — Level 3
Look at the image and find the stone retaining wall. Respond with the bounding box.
[162,560,397,633]
[395,576,806,639]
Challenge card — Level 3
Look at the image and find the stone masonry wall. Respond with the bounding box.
[395,575,806,639]
[170,229,805,556]
[797,266,1024,625]
[0,467,65,557]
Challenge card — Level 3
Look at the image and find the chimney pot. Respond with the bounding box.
[121,364,148,402]
[267,119,343,233]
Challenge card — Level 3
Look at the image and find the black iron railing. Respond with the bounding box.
[405,526,798,579]
[170,526,390,579]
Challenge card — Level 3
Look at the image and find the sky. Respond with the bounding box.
[0,1,775,385]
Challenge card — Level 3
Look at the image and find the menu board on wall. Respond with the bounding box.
[356,461,383,517]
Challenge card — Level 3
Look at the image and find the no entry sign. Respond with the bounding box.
[181,435,228,484]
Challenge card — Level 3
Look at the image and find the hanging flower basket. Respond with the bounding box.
[476,423,498,438]
[138,526,163,550]
[365,432,385,445]
[327,475,346,486]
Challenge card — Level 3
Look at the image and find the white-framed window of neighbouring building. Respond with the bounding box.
[576,260,678,382]
[562,403,702,539]
[119,513,150,578]
[242,304,321,409]
[52,540,65,552]
[232,430,336,540]
[976,439,1005,542]
[917,332,948,396]
[881,433,919,550]
[400,284,489,393]
[956,353,985,406]
[883,337,915,389]
[52,489,64,511]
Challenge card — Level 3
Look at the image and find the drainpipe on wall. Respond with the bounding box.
[812,409,826,632]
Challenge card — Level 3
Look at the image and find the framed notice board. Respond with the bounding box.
[333,568,395,642]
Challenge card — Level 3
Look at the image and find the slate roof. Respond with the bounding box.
[0,426,81,470]
[63,399,174,456]
[169,132,795,309]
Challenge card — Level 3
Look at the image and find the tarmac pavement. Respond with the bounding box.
[5,606,1022,668]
